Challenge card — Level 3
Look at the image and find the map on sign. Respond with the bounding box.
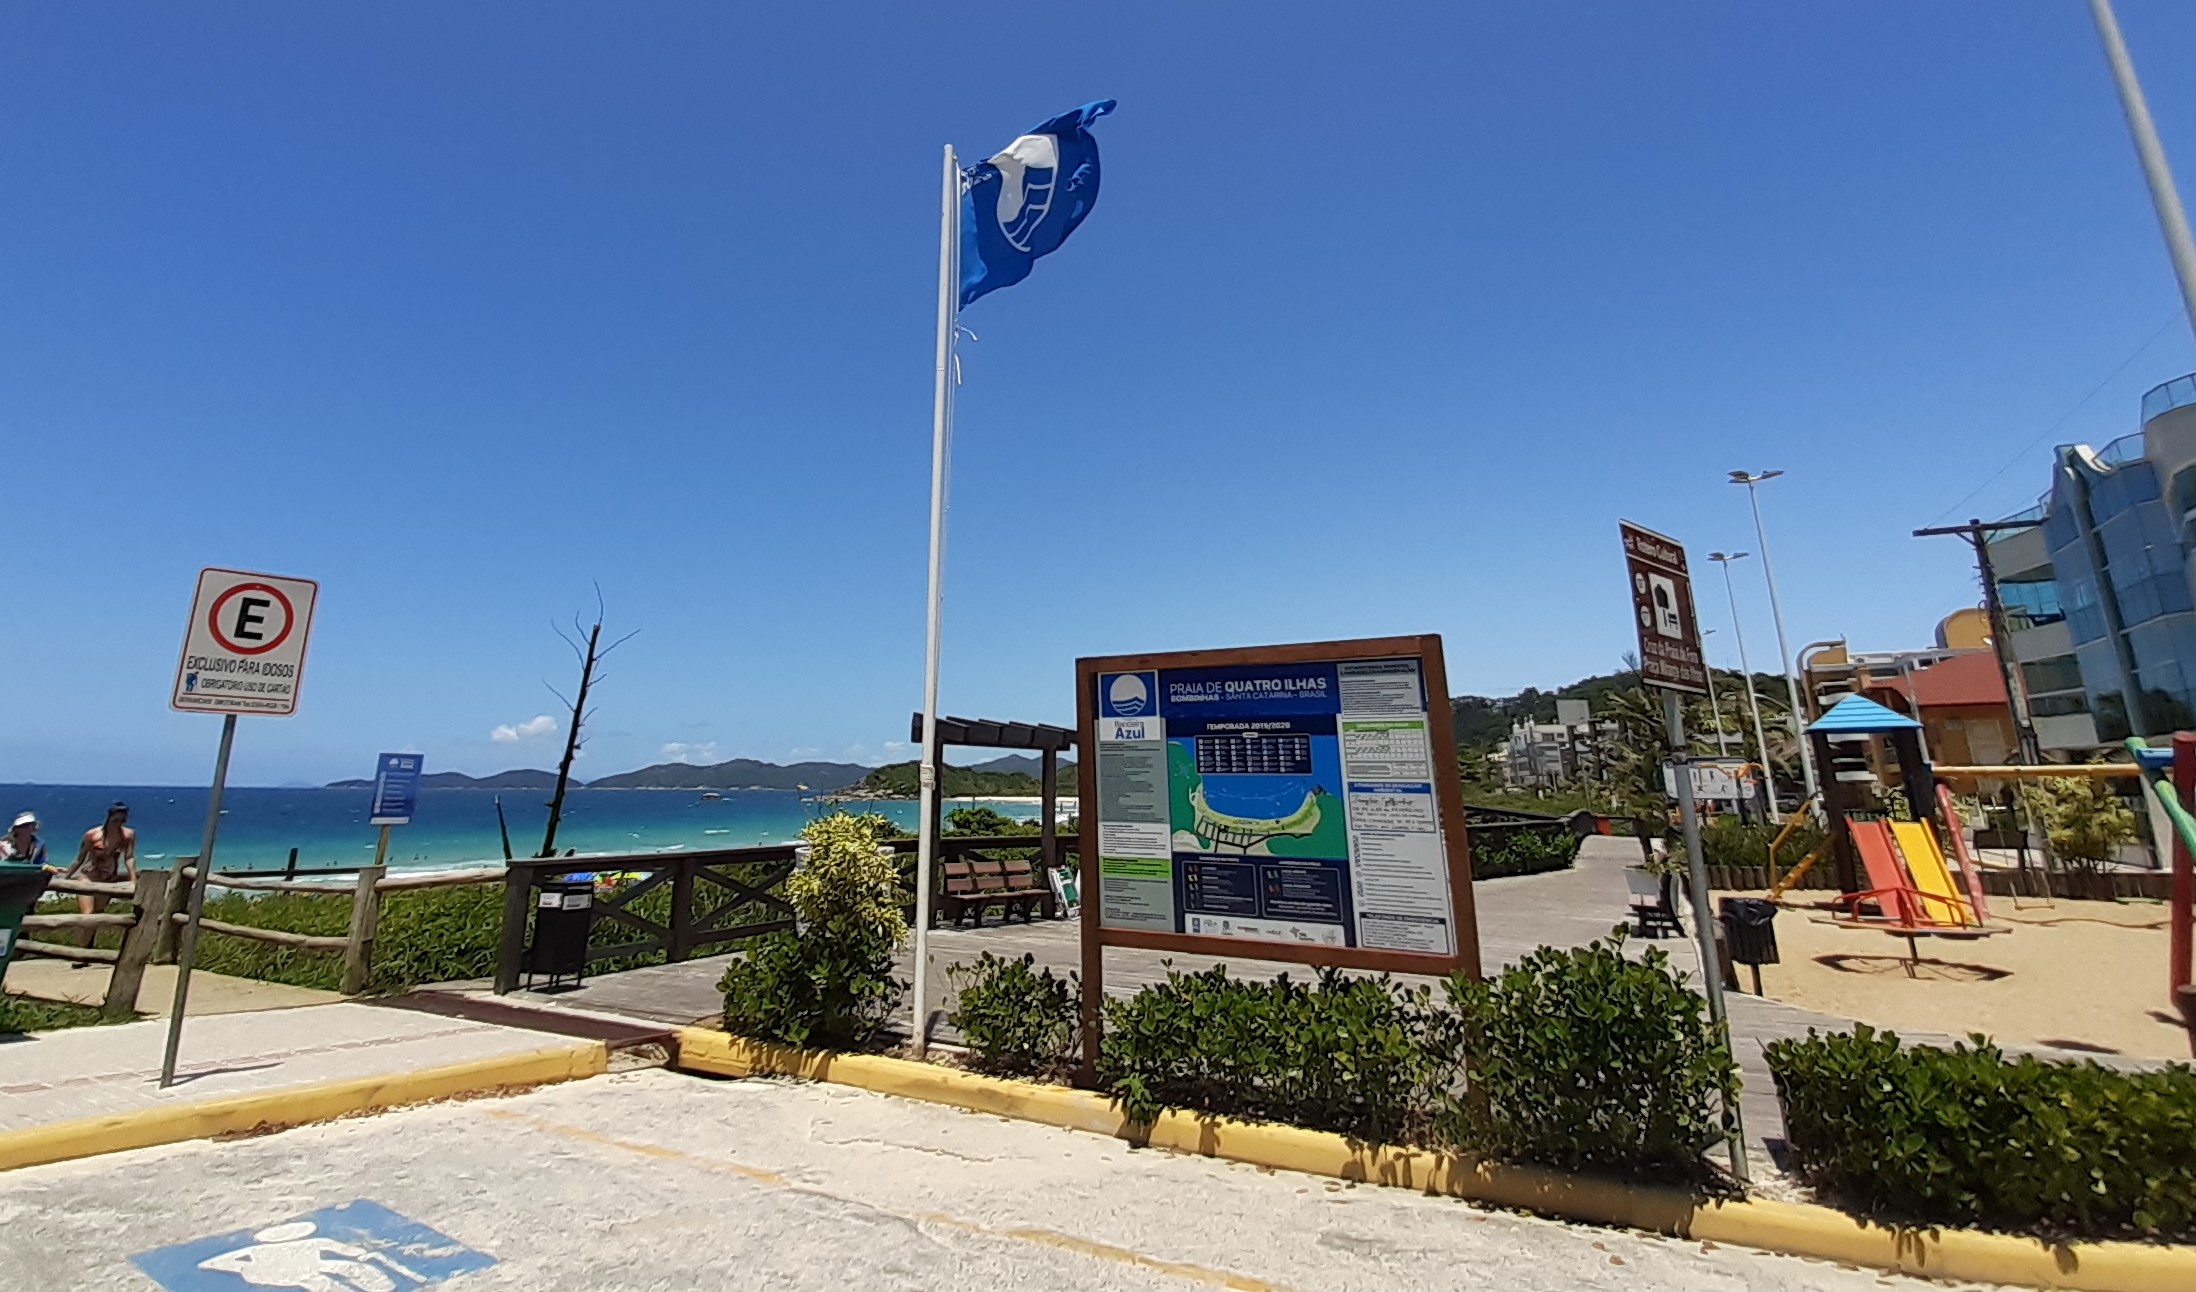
[172,568,319,716]
[1092,656,1457,957]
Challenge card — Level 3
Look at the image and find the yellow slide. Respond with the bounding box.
[1890,821,1976,926]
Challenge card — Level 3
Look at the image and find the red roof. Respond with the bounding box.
[1898,651,2008,709]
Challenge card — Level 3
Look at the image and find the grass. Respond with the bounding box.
[0,991,108,1034]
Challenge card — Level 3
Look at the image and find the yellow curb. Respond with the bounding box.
[0,1041,608,1174]
[676,1027,2193,1292]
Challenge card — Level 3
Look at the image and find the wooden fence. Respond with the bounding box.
[19,860,506,1015]
[1705,862,2173,901]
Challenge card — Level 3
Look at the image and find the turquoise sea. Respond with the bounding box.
[0,785,1043,875]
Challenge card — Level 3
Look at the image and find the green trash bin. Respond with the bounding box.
[0,862,54,990]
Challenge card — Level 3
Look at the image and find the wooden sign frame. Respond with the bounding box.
[1074,634,1482,1081]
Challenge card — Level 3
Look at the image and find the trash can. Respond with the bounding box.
[522,877,595,991]
[1719,896,1779,994]
[0,863,54,991]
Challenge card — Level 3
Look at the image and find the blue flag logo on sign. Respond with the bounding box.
[960,100,1115,306]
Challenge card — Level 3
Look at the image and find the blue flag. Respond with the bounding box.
[960,100,1115,307]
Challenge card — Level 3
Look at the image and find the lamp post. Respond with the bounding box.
[1702,628,1728,754]
[1709,551,1782,822]
[1727,469,1819,805]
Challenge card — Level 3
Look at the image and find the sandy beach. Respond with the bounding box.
[1738,890,2189,1060]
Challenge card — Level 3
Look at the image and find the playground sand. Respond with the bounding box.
[1738,892,2190,1061]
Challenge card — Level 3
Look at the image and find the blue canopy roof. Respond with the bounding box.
[1805,693,1923,735]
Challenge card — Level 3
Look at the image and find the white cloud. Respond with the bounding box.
[660,741,721,765]
[491,715,557,743]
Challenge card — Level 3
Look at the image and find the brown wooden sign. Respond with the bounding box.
[1620,519,1710,695]
[1074,635,1482,1074]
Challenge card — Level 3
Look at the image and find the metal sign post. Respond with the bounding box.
[160,567,319,1088]
[1620,521,1748,1182]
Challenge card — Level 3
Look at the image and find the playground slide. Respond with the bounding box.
[1891,820,1976,927]
[1933,787,1992,921]
[1849,821,1913,905]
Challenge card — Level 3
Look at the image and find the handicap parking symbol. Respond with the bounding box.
[131,1200,495,1292]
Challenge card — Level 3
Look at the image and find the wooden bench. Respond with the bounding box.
[935,855,1057,927]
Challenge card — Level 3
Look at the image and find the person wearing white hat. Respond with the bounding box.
[2,811,48,868]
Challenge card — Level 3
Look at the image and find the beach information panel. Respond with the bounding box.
[1076,636,1480,978]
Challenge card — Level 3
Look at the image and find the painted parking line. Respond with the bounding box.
[130,1200,494,1292]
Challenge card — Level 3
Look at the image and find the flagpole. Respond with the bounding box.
[2089,0,2196,344]
[911,143,959,1056]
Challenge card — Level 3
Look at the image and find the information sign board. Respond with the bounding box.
[171,568,320,716]
[369,753,424,827]
[1619,521,1709,695]
[1077,636,1480,977]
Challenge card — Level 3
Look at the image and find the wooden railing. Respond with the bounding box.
[18,861,505,1007]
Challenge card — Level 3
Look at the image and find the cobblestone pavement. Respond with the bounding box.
[0,1068,2005,1291]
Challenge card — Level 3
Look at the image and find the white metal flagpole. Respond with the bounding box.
[2090,0,2196,345]
[911,143,959,1056]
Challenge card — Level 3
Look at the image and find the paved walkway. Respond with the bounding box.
[0,1003,590,1135]
[6,959,342,1016]
[0,1068,1970,1292]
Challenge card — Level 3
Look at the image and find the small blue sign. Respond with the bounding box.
[130,1199,494,1291]
[369,753,424,826]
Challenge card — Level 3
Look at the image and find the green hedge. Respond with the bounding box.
[1699,816,1823,872]
[1767,1026,2196,1240]
[1470,826,1582,879]
[189,885,506,994]
[946,952,1078,1078]
[1090,933,1736,1179]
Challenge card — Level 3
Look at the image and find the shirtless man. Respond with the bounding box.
[64,802,137,948]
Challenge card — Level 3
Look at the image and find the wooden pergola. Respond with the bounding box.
[908,712,1076,872]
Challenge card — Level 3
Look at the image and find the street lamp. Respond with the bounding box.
[1729,470,1820,804]
[1702,628,1728,755]
[1708,550,1783,822]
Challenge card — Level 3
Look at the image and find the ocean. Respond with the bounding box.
[0,784,1044,875]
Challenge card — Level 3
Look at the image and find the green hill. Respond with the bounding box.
[852,761,1046,798]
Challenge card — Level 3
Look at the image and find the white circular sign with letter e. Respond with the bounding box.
[172,567,320,716]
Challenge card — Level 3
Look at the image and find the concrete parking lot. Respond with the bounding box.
[0,1068,1994,1292]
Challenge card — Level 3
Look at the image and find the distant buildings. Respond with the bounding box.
[1984,373,2196,754]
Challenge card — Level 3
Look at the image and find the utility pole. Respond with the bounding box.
[2090,0,2196,346]
[1913,519,2043,765]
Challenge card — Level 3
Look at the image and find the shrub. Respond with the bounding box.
[1767,1026,2196,1240]
[189,883,504,994]
[1435,932,1737,1177]
[2018,776,2136,874]
[718,924,903,1050]
[947,952,1077,1077]
[1698,815,1823,872]
[721,812,907,1050]
[1097,965,1437,1143]
[1469,827,1581,879]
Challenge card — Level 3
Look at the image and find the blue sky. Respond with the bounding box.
[8,3,2196,786]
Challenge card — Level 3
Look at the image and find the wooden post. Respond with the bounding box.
[284,847,299,880]
[495,864,532,994]
[152,858,195,964]
[668,858,695,963]
[340,863,386,995]
[101,869,170,1021]
[1040,748,1059,875]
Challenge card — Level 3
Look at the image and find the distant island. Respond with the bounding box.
[323,752,1076,797]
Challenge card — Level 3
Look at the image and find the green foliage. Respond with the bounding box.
[1768,1027,2196,1240]
[1468,826,1581,879]
[944,806,1040,837]
[2018,775,2137,872]
[1435,933,1738,1177]
[1698,816,1824,871]
[856,762,1044,797]
[791,813,905,941]
[189,884,505,993]
[1098,965,1441,1144]
[947,952,1078,1077]
[719,811,908,1050]
[717,924,903,1050]
[0,992,109,1034]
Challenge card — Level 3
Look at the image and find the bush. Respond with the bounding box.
[1435,933,1737,1177]
[1767,1026,2196,1240]
[1698,816,1823,872]
[720,812,907,1050]
[189,884,504,994]
[1469,827,1581,879]
[717,923,903,1050]
[1098,965,1438,1143]
[947,952,1077,1077]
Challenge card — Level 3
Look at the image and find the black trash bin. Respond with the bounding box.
[523,876,595,991]
[0,863,54,991]
[1718,896,1779,994]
